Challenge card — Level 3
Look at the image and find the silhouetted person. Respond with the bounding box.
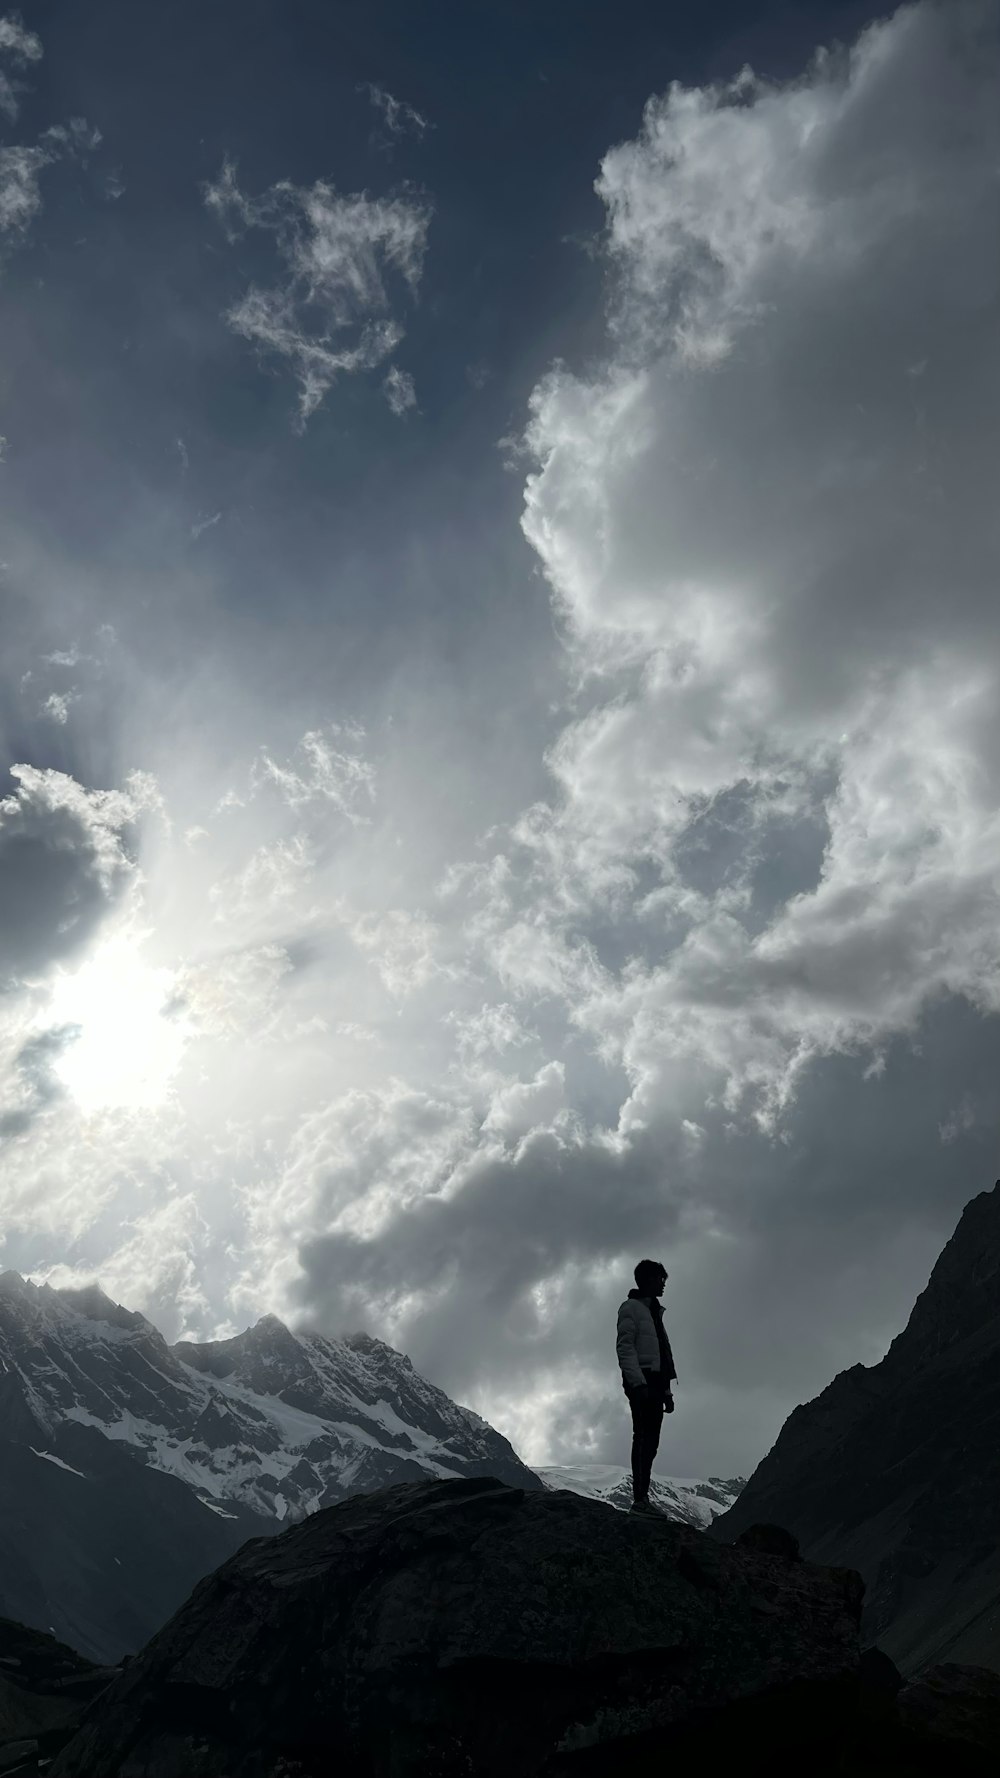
[616,1258,677,1514]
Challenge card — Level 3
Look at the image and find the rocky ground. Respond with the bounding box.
[36,1475,1000,1777]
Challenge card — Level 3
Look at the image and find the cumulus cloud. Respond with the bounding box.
[204,158,431,422]
[513,0,1000,1132]
[278,0,1000,1467]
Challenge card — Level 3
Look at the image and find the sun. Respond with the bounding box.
[45,934,191,1114]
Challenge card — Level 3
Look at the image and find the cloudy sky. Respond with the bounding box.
[1,0,999,1480]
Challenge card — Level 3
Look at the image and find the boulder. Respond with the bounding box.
[53,1474,867,1777]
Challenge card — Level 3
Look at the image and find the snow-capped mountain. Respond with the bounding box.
[536,1464,745,1526]
[0,1272,538,1519]
[0,1270,541,1661]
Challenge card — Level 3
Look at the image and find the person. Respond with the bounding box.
[616,1258,677,1515]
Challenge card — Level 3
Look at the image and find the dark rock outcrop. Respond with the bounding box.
[49,1476,1000,1777]
[52,1474,866,1776]
[710,1179,1000,1677]
[0,1616,117,1775]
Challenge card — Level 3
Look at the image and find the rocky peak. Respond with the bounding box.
[882,1179,1000,1373]
[343,1328,414,1371]
[54,1282,163,1342]
[710,1178,1000,1677]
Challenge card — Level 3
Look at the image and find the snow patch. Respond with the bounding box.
[30,1447,86,1478]
[198,1496,239,1519]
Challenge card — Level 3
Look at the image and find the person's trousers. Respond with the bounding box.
[625,1367,665,1500]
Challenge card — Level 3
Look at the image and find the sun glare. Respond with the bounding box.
[45,936,191,1114]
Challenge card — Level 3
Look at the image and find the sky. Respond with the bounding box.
[1,0,999,1480]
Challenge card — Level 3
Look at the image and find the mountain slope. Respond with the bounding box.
[0,1271,541,1661]
[536,1463,745,1525]
[709,1179,1000,1677]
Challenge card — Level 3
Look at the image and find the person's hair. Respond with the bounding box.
[634,1258,666,1292]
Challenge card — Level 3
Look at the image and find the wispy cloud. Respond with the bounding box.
[0,13,41,123]
[0,15,100,252]
[204,158,431,424]
[382,363,416,416]
[361,82,432,143]
[190,510,221,541]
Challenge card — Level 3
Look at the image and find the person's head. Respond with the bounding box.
[634,1258,668,1297]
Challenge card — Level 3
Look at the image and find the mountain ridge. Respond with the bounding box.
[0,1271,543,1660]
[710,1179,1000,1676]
[0,1272,741,1664]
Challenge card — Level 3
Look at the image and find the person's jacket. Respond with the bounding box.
[616,1289,677,1390]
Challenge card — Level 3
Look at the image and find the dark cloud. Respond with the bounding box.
[0,1025,75,1138]
[0,766,139,989]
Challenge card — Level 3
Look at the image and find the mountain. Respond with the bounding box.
[710,1179,1000,1677]
[535,1463,746,1525]
[0,1271,541,1663]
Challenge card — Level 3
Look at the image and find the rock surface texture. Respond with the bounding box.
[52,1473,865,1776]
[49,1475,1000,1778]
[710,1179,1000,1677]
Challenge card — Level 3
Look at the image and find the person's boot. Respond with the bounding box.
[629,1494,655,1514]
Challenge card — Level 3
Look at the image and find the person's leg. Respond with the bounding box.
[639,1374,664,1498]
[628,1386,646,1502]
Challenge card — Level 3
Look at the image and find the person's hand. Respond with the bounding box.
[664,1388,675,1414]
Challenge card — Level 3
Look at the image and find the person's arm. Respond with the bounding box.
[616,1303,646,1389]
[662,1324,678,1386]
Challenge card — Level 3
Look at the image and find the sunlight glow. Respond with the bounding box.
[45,936,191,1114]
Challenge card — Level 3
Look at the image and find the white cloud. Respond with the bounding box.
[36,1191,215,1343]
[0,143,48,238]
[209,832,315,929]
[0,13,42,123]
[205,158,431,423]
[0,6,99,255]
[511,0,1000,1134]
[382,363,417,415]
[339,904,440,997]
[173,943,294,1041]
[361,82,432,142]
[39,690,76,724]
[249,725,376,821]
